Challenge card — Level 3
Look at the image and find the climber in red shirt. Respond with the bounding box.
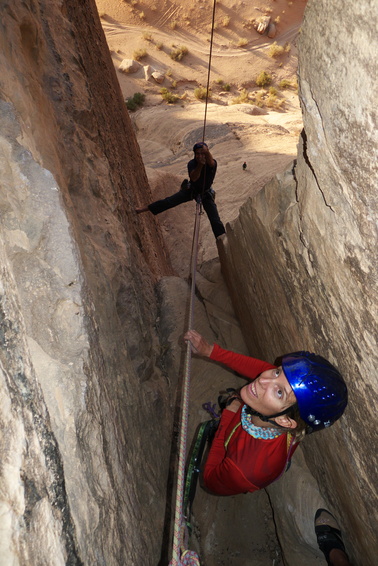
[184,330,348,497]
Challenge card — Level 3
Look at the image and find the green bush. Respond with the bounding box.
[268,41,285,58]
[160,88,179,103]
[256,71,272,87]
[169,45,188,61]
[133,92,145,105]
[194,87,210,100]
[278,79,292,89]
[231,88,250,104]
[126,92,145,111]
[133,48,147,61]
[237,38,248,47]
[126,98,137,111]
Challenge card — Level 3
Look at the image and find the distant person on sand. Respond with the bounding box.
[135,142,226,239]
[242,161,247,170]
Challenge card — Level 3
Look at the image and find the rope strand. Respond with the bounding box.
[202,0,217,142]
[170,203,202,566]
[170,0,217,561]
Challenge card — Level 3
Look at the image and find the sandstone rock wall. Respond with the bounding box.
[0,1,174,564]
[218,1,378,563]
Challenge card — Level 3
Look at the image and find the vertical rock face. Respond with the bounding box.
[219,1,377,564]
[0,1,174,564]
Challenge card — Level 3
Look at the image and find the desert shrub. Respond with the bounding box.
[223,83,231,91]
[155,42,163,50]
[169,21,177,30]
[133,92,145,105]
[194,87,211,100]
[171,80,177,89]
[215,78,224,85]
[265,93,285,109]
[139,11,146,20]
[126,98,137,111]
[142,32,153,41]
[207,23,218,32]
[268,41,285,58]
[243,18,256,30]
[237,38,248,47]
[256,71,272,87]
[131,0,138,5]
[166,68,173,77]
[269,86,278,96]
[160,88,179,103]
[274,16,281,24]
[170,45,188,61]
[126,92,145,111]
[231,88,250,104]
[222,16,230,27]
[133,48,147,61]
[278,79,292,89]
[253,90,266,107]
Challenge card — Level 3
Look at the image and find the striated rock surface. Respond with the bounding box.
[0,1,174,564]
[218,1,378,564]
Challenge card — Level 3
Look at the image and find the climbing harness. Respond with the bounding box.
[183,420,216,521]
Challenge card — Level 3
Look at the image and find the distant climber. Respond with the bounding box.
[135,142,225,239]
[242,161,247,170]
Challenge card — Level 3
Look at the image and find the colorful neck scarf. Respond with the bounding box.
[241,405,284,439]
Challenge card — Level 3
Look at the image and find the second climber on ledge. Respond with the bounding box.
[135,142,226,239]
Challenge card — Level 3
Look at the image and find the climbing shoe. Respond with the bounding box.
[315,508,348,565]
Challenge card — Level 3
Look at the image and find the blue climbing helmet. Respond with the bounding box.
[282,352,348,432]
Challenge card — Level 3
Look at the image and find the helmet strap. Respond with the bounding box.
[245,406,291,426]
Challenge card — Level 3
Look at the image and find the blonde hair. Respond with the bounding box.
[284,403,307,441]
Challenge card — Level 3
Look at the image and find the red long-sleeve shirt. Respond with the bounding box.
[203,344,299,496]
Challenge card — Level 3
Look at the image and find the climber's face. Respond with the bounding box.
[240,366,297,417]
[194,148,207,164]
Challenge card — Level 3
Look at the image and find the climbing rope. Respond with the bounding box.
[169,203,202,566]
[202,0,217,143]
[169,0,218,563]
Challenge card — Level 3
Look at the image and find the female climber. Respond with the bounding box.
[184,329,348,497]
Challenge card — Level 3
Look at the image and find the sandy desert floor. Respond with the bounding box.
[96,0,306,274]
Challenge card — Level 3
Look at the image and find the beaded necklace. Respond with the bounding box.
[241,405,284,440]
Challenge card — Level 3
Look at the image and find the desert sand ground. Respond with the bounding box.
[96,0,306,274]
